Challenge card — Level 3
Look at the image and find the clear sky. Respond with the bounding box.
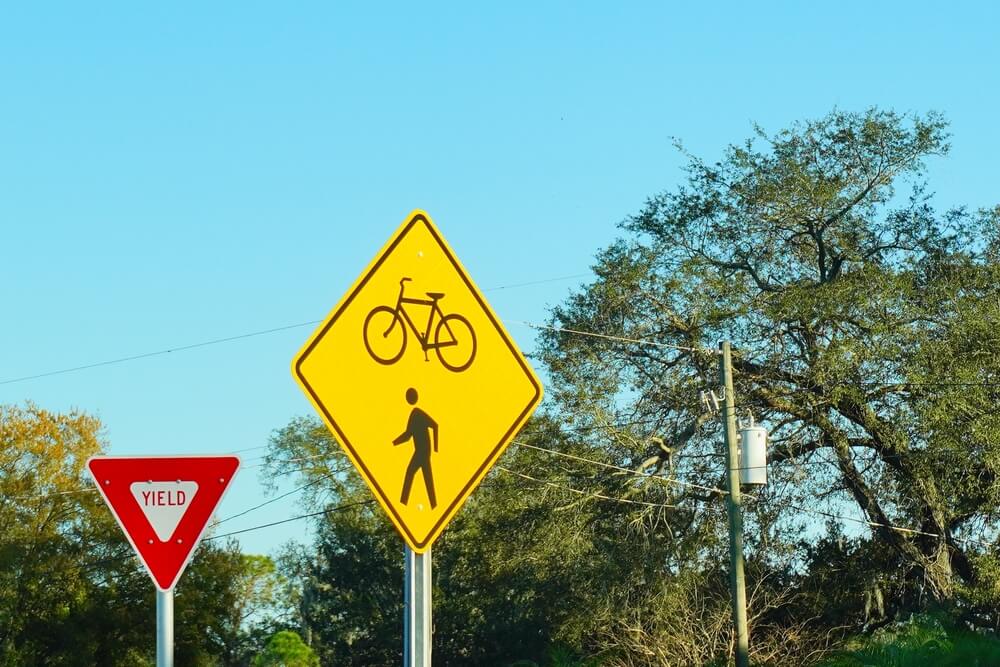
[3,2,998,556]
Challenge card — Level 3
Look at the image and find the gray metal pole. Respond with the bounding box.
[156,588,174,667]
[720,341,750,667]
[404,546,432,666]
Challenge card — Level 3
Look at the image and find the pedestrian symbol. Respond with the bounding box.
[393,388,438,509]
[292,210,543,552]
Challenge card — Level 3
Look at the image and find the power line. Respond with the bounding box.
[515,321,710,353]
[0,321,322,386]
[72,491,995,579]
[515,440,730,496]
[777,502,996,550]
[76,498,377,574]
[496,465,677,508]
[513,441,996,549]
[240,452,330,470]
[205,499,375,542]
[227,444,270,455]
[204,449,997,550]
[0,273,590,387]
[483,272,591,291]
[2,314,995,394]
[12,441,709,526]
[10,436,996,553]
[12,487,98,501]
[17,459,996,569]
[0,315,704,389]
[209,471,344,528]
[11,453,339,501]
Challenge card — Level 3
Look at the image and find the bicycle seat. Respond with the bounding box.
[425,292,445,300]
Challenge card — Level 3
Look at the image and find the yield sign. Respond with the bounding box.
[293,210,543,552]
[87,456,240,591]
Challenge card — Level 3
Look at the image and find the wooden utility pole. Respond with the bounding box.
[720,341,750,667]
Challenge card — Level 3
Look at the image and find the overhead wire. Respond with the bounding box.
[204,444,996,550]
[11,451,339,501]
[482,272,591,291]
[2,268,996,553]
[515,321,710,353]
[0,272,591,387]
[11,440,996,558]
[514,441,996,550]
[240,452,330,470]
[208,469,345,528]
[75,498,377,574]
[11,435,994,554]
[0,321,322,386]
[495,465,677,508]
[227,444,271,455]
[205,499,375,542]
[776,501,996,549]
[12,487,98,501]
[0,314,993,393]
[515,440,730,496]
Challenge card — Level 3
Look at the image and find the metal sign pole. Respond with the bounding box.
[156,588,174,667]
[404,546,432,666]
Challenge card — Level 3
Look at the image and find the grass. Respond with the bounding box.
[818,614,1000,667]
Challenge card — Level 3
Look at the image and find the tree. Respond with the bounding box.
[265,109,999,663]
[539,108,1000,631]
[252,631,319,667]
[264,415,754,665]
[263,416,403,664]
[201,553,293,665]
[0,403,282,665]
[0,402,127,665]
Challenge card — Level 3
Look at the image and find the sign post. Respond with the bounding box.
[157,589,174,667]
[87,456,240,667]
[404,546,432,666]
[292,210,543,663]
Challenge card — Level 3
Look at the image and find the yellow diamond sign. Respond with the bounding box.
[292,211,543,552]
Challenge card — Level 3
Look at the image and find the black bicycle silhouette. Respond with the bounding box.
[363,277,477,372]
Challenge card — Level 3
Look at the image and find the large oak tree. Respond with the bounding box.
[540,109,1000,625]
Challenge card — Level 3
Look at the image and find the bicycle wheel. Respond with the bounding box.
[434,314,476,372]
[363,306,406,365]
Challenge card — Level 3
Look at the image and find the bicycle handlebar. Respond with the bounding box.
[400,277,412,285]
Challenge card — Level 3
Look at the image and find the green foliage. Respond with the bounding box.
[539,108,999,630]
[270,415,609,664]
[262,108,999,665]
[298,500,404,664]
[191,552,294,664]
[0,403,140,666]
[0,403,286,665]
[252,630,319,667]
[509,643,603,667]
[266,413,821,665]
[818,615,1000,666]
[4,106,998,665]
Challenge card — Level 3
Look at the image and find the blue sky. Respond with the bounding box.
[3,2,998,556]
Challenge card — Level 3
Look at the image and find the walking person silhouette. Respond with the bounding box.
[392,387,438,509]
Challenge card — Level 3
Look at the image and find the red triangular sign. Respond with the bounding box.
[87,456,240,591]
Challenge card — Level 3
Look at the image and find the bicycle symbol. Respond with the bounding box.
[363,277,477,372]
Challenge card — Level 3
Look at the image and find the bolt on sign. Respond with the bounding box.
[87,456,240,591]
[292,210,543,552]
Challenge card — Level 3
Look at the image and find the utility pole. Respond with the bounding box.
[720,341,750,667]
